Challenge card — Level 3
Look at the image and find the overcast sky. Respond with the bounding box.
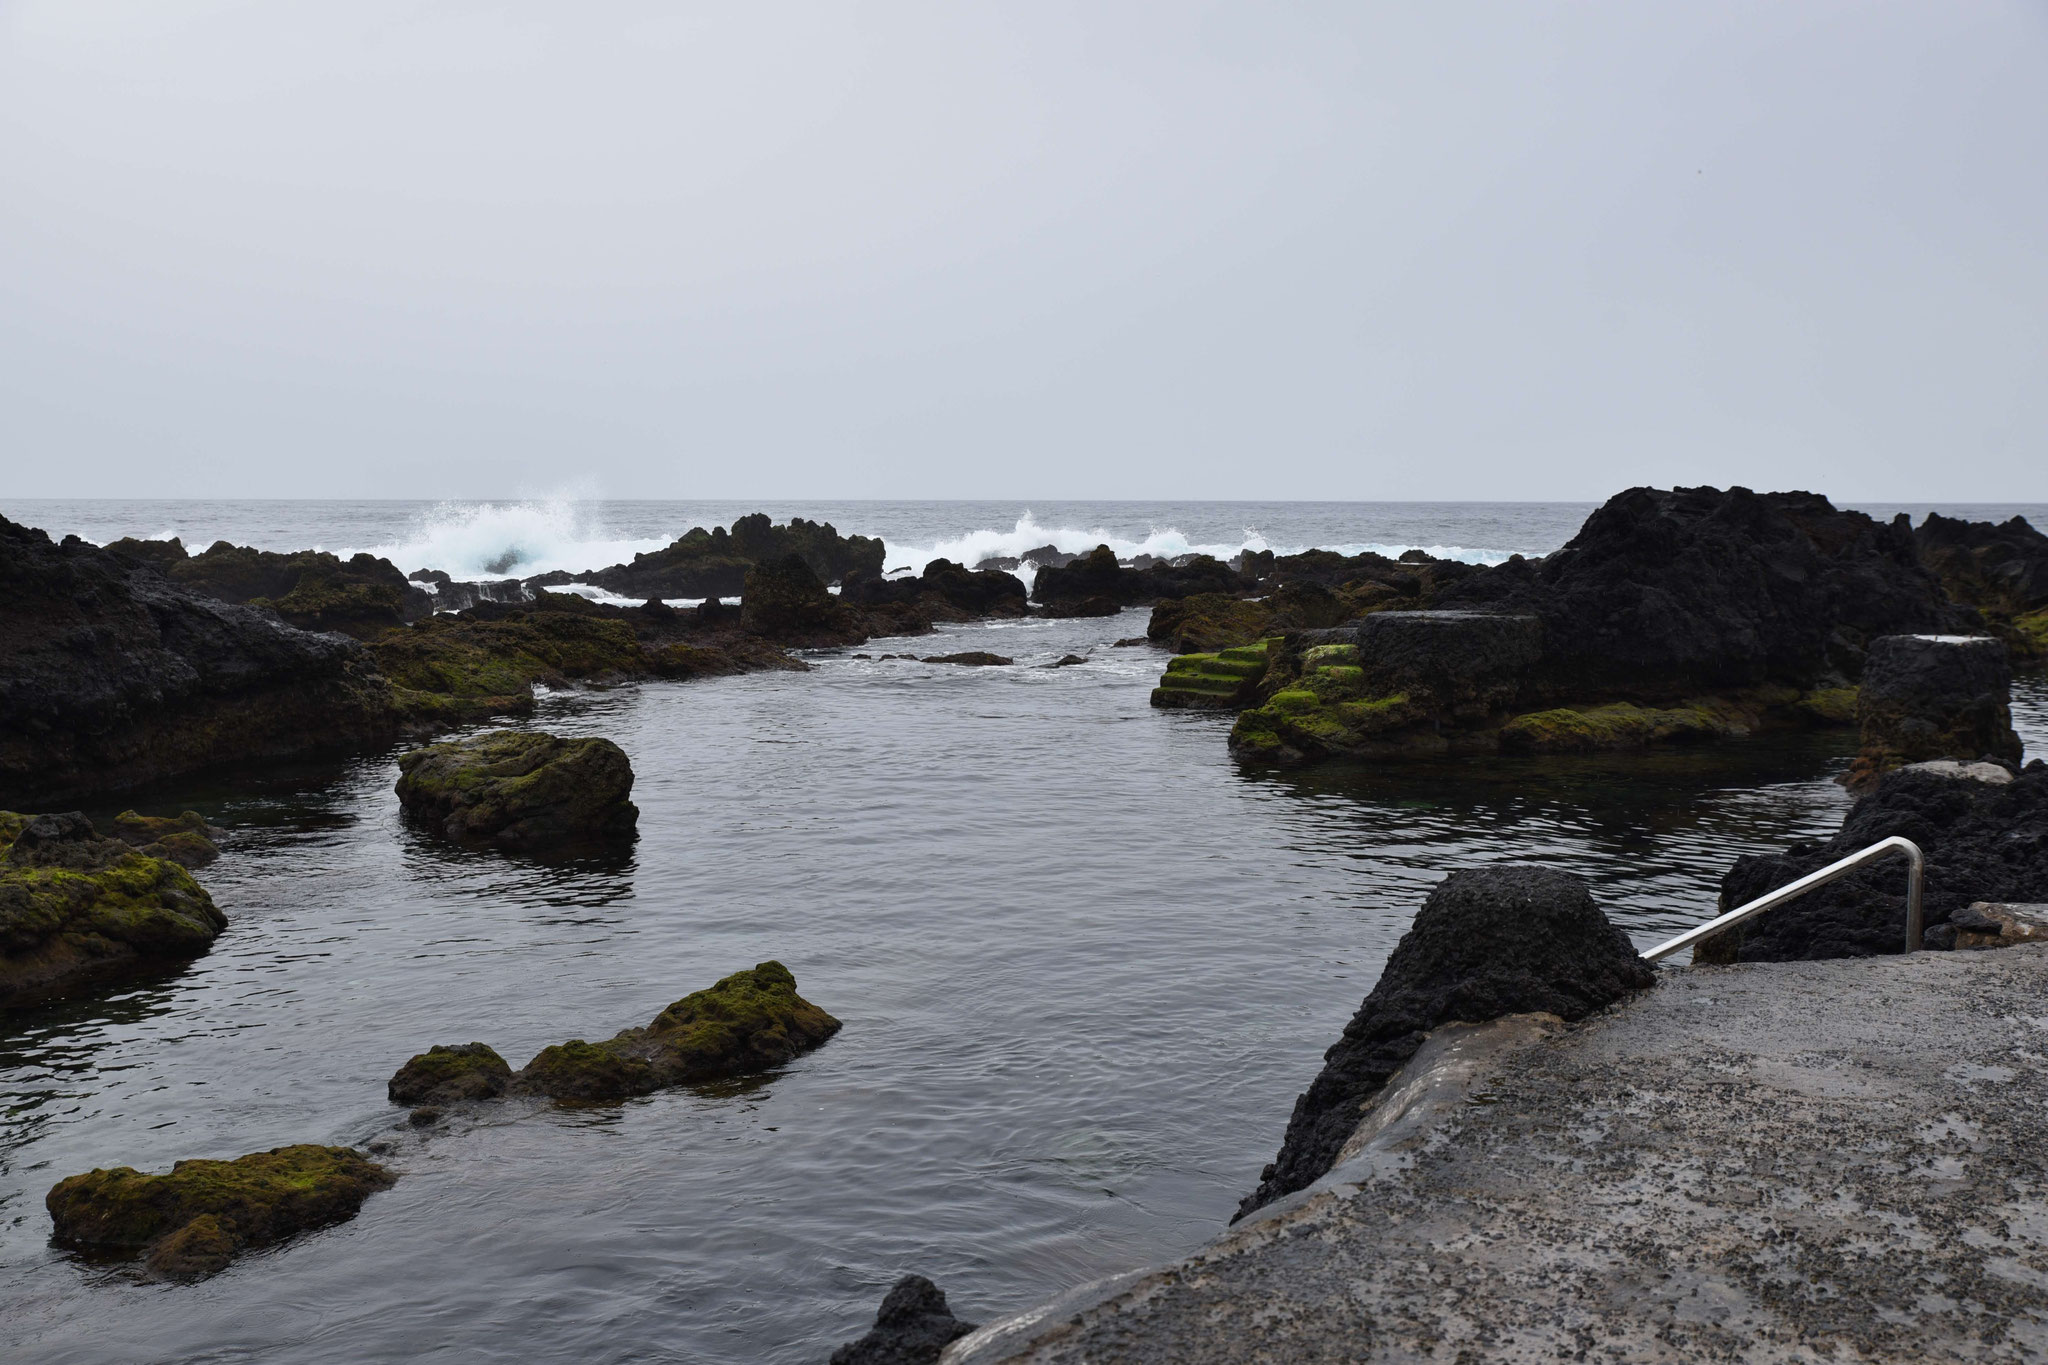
[1,2,2042,502]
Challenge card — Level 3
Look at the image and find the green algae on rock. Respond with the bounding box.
[0,812,226,1007]
[387,1042,513,1105]
[394,731,637,849]
[1150,641,1275,710]
[46,1144,395,1280]
[514,961,842,1103]
[109,810,221,869]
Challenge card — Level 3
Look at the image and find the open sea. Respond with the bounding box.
[2,499,2044,1364]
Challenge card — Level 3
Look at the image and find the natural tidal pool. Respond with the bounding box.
[3,610,2042,1364]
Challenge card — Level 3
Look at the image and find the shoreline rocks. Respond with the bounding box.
[828,1275,978,1365]
[395,731,638,850]
[46,1144,394,1280]
[1,812,227,1008]
[387,1043,513,1105]
[1843,633,2022,788]
[587,514,884,601]
[1237,866,1653,1217]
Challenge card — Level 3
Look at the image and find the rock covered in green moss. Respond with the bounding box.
[387,1042,512,1105]
[0,812,226,1007]
[1151,641,1275,710]
[46,1144,394,1280]
[514,961,842,1102]
[109,810,221,869]
[1147,593,1275,655]
[394,731,637,849]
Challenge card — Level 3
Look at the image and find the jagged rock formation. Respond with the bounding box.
[828,1275,979,1365]
[46,1144,394,1280]
[842,560,1028,622]
[1912,512,2048,661]
[107,536,433,638]
[1238,867,1653,1217]
[395,731,638,849]
[1220,488,1965,766]
[0,811,227,1006]
[1844,633,2022,788]
[1700,760,2048,963]
[588,514,884,600]
[739,556,868,645]
[1,515,400,806]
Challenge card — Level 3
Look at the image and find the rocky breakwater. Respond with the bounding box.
[387,961,840,1108]
[1697,757,2047,962]
[1844,632,2024,788]
[585,513,884,601]
[1216,486,1958,766]
[0,812,226,1006]
[0,515,400,805]
[47,1144,394,1280]
[395,730,638,850]
[1238,866,1654,1215]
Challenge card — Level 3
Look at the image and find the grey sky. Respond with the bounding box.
[1,2,2042,502]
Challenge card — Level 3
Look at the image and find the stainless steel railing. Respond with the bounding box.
[1641,835,1925,963]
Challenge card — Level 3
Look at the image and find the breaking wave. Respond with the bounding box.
[349,500,669,580]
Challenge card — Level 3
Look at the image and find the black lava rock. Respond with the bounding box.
[1238,867,1654,1218]
[1854,634,2021,773]
[1706,762,2048,963]
[828,1275,977,1365]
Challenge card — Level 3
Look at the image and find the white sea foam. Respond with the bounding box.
[348,499,669,580]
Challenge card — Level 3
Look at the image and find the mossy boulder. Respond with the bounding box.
[1498,701,1744,753]
[394,731,638,849]
[0,812,226,1007]
[369,609,654,723]
[109,810,221,869]
[46,1144,395,1280]
[514,961,842,1102]
[387,1042,513,1105]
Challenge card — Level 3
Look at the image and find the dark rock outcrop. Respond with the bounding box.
[0,515,400,806]
[1030,546,1250,611]
[0,811,227,1007]
[739,556,867,646]
[108,810,221,869]
[387,1042,513,1105]
[920,652,1012,667]
[1845,634,2022,788]
[513,961,841,1102]
[828,1275,978,1365]
[46,1144,395,1280]
[1701,761,2048,963]
[1238,867,1653,1217]
[1912,512,2048,660]
[147,539,432,637]
[394,731,638,849]
[590,514,884,600]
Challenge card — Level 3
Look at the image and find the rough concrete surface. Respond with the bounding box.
[948,949,2048,1363]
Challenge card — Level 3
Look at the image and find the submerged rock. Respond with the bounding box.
[0,812,227,1007]
[46,1144,395,1280]
[387,1042,513,1105]
[919,652,1012,667]
[394,731,638,849]
[1237,867,1653,1217]
[1844,633,2021,789]
[514,961,841,1102]
[828,1275,978,1365]
[108,810,221,869]
[1700,761,2048,963]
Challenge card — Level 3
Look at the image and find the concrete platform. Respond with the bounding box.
[947,948,2048,1363]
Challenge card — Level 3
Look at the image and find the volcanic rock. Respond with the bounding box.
[1038,596,1120,618]
[107,810,221,869]
[0,811,227,1007]
[0,515,400,806]
[828,1275,979,1365]
[1700,761,2048,963]
[394,731,638,849]
[590,514,884,600]
[513,961,841,1102]
[1912,512,2048,659]
[46,1144,395,1280]
[1237,867,1653,1217]
[1845,633,2022,788]
[387,1042,513,1105]
[740,556,867,645]
[160,540,431,637]
[920,652,1012,666]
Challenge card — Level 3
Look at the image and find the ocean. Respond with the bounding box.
[2,498,2043,1364]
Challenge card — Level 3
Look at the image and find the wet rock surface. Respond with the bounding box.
[1238,866,1653,1216]
[0,811,227,1007]
[0,514,399,806]
[587,514,884,601]
[46,1144,395,1281]
[394,731,638,849]
[739,556,868,646]
[1703,760,2048,963]
[919,652,1012,667]
[512,961,840,1102]
[107,810,221,869]
[1847,633,2022,787]
[827,1275,977,1365]
[386,1042,513,1105]
[951,950,2048,1364]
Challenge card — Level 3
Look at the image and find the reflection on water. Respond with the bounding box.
[2,622,2040,1365]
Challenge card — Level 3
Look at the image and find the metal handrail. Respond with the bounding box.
[1641,835,1925,963]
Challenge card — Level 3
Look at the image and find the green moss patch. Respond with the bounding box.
[46,1144,395,1280]
[387,1042,513,1105]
